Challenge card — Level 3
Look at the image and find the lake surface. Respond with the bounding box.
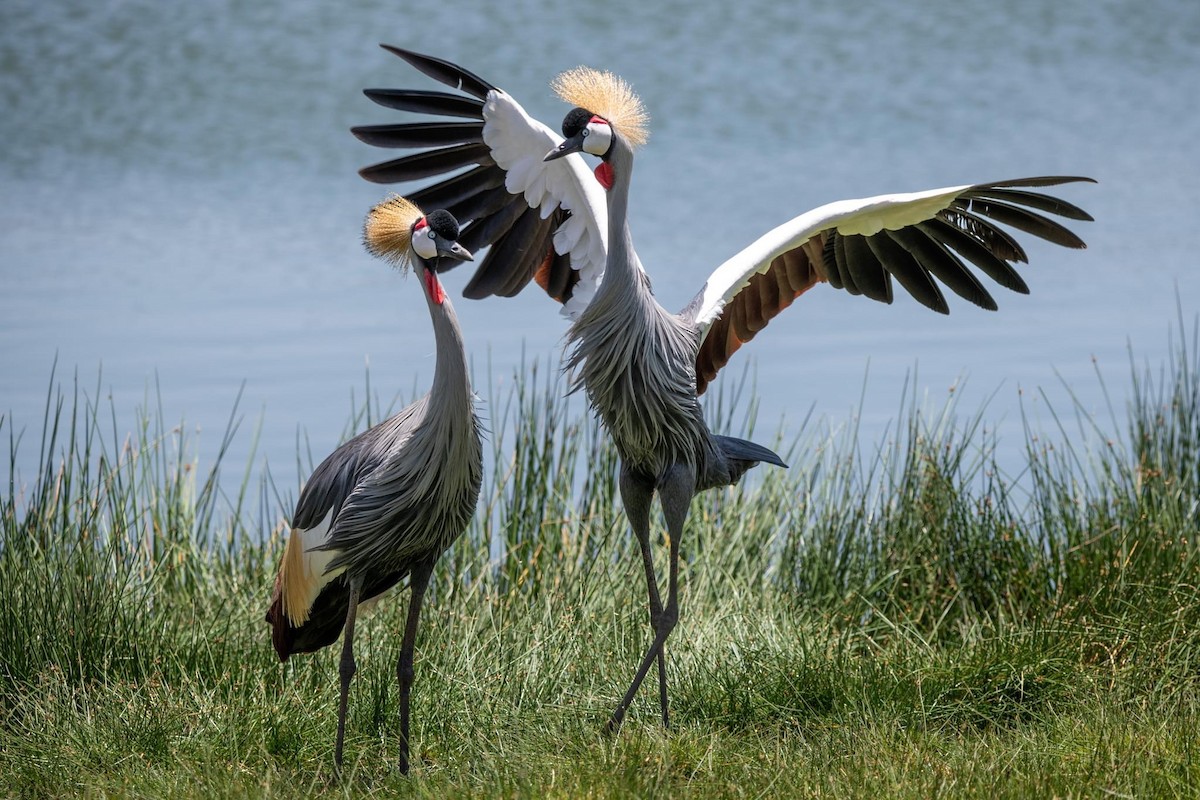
[2,0,1198,512]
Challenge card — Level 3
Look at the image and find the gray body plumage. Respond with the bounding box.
[302,392,481,583]
[312,380,482,580]
[566,270,717,481]
[270,282,482,657]
[566,137,780,490]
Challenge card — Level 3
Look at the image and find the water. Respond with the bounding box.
[2,0,1198,509]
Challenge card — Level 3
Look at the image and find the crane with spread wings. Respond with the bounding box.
[352,46,1094,733]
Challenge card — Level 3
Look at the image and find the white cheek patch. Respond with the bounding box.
[412,226,438,260]
[584,121,612,156]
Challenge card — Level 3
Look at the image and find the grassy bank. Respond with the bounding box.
[1,321,1198,798]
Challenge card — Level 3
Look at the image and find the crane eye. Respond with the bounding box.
[582,121,613,156]
[411,222,440,260]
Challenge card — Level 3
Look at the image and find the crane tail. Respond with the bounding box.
[265,571,406,662]
[267,580,350,661]
[714,434,787,486]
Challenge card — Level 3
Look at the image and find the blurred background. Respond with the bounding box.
[2,0,1197,507]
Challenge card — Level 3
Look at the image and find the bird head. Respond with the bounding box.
[545,107,615,161]
[363,196,473,304]
[543,66,648,168]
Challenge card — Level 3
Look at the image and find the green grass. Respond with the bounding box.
[1,318,1198,798]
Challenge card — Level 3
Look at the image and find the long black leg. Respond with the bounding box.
[335,576,364,772]
[616,466,670,731]
[397,560,434,775]
[609,463,694,732]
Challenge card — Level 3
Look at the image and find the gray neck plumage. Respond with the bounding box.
[420,262,473,422]
[593,139,651,306]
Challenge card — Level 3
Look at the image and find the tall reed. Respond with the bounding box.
[1,318,1197,797]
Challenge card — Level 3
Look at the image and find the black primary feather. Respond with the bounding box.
[350,122,485,149]
[380,44,496,100]
[362,88,485,119]
[446,183,515,226]
[359,143,494,184]
[842,233,893,304]
[409,164,506,211]
[887,227,998,311]
[458,198,526,253]
[918,218,1030,294]
[866,232,949,314]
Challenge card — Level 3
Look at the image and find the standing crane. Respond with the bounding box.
[265,196,481,773]
[352,47,1094,732]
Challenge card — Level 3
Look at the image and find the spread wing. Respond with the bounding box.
[682,176,1096,395]
[354,46,609,318]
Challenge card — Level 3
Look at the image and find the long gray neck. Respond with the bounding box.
[593,139,648,306]
[420,263,473,419]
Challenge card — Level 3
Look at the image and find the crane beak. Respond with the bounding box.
[544,133,585,162]
[436,241,474,263]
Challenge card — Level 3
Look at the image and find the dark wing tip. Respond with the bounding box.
[349,122,484,149]
[975,175,1097,189]
[358,164,384,183]
[360,88,486,119]
[377,44,496,99]
[358,162,398,184]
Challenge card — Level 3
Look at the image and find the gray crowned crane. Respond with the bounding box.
[352,46,1094,732]
[265,196,482,773]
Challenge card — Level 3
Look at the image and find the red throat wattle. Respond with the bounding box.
[424,268,445,305]
[594,162,614,190]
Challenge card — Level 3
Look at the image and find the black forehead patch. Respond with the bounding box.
[426,209,460,240]
[561,106,594,138]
